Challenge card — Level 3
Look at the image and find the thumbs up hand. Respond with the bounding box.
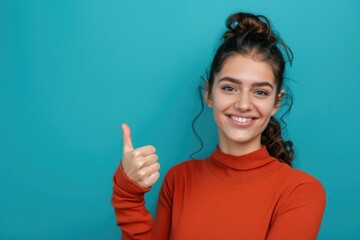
[121,123,160,188]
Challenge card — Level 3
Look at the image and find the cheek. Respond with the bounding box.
[256,100,277,117]
[211,98,233,124]
[212,97,233,113]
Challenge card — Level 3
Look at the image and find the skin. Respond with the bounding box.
[205,54,284,156]
[120,54,284,187]
[121,123,160,188]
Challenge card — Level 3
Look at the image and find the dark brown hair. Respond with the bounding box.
[192,12,294,165]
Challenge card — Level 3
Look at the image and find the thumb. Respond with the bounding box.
[122,123,134,153]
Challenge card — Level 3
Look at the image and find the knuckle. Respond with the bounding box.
[137,170,146,178]
[147,154,157,163]
[132,150,141,158]
[134,160,144,169]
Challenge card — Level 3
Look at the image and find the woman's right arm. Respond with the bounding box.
[111,124,161,239]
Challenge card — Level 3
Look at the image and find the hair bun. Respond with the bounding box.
[223,12,275,41]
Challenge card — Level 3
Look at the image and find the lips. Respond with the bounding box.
[226,114,258,125]
[231,115,253,123]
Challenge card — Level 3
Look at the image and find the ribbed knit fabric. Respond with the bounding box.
[205,146,280,185]
[112,146,326,240]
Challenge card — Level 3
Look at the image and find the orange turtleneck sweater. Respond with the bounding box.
[112,146,326,240]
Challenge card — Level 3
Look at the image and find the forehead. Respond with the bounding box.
[216,54,276,84]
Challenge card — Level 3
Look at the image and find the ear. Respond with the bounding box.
[271,89,285,116]
[204,81,213,108]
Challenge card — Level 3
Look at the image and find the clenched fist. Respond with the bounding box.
[121,123,160,188]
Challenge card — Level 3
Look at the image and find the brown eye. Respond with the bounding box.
[254,90,269,96]
[222,86,236,92]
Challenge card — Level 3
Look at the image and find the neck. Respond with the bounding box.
[218,136,262,156]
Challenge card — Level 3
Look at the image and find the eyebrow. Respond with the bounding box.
[218,77,274,90]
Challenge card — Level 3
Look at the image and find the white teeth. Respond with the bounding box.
[231,115,253,123]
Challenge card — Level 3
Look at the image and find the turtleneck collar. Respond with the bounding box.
[204,145,281,185]
[212,145,274,170]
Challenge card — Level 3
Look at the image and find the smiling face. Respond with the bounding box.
[205,54,283,156]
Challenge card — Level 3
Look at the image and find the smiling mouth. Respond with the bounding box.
[228,115,257,123]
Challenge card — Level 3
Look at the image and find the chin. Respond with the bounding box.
[223,132,261,147]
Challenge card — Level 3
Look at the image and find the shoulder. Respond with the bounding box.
[159,159,208,191]
[158,159,203,199]
[281,164,325,189]
[268,164,326,239]
[164,159,202,181]
[276,164,326,206]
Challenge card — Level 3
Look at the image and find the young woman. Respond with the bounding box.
[112,12,326,240]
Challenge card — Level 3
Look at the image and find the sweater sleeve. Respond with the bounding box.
[152,169,174,239]
[266,180,326,240]
[111,162,153,240]
[111,162,174,240]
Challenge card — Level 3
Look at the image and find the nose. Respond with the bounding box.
[234,92,252,112]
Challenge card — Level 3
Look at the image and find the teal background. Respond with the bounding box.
[1,0,359,239]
